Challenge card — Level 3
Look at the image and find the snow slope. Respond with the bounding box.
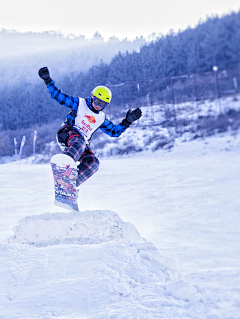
[1,131,240,318]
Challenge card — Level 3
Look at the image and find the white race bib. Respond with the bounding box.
[74,98,105,140]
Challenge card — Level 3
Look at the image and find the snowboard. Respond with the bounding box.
[51,154,79,211]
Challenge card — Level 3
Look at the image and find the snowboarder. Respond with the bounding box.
[38,67,142,188]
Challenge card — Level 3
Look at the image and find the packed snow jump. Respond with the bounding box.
[38,67,142,211]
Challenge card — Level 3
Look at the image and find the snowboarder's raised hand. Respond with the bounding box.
[122,108,142,127]
[38,67,52,85]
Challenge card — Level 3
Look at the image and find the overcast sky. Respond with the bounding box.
[0,0,240,40]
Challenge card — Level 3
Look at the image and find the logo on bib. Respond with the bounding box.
[85,115,96,124]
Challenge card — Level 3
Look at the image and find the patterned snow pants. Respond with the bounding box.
[63,135,99,187]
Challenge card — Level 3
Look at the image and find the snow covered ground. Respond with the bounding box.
[1,131,240,318]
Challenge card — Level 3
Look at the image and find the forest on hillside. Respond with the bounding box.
[0,30,146,86]
[68,11,240,102]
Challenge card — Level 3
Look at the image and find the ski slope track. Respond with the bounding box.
[1,210,200,319]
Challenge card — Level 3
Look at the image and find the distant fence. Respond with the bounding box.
[105,64,240,123]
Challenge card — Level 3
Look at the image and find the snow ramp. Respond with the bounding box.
[1,210,201,319]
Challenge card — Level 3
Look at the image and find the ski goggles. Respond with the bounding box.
[91,94,109,110]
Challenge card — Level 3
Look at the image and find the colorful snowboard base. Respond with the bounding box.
[51,154,79,211]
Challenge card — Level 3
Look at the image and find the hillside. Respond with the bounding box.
[0,29,145,86]
[1,93,239,163]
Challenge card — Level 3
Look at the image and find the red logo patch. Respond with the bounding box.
[85,115,96,124]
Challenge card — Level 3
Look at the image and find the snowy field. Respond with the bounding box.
[1,132,240,318]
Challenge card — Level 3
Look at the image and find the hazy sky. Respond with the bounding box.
[0,0,240,40]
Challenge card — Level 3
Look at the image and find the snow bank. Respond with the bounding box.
[1,210,201,318]
[7,210,143,246]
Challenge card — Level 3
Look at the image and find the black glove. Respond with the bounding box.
[122,108,142,127]
[38,67,52,85]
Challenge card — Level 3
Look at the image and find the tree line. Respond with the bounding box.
[69,11,240,100]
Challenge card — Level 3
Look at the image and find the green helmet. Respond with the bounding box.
[91,86,112,103]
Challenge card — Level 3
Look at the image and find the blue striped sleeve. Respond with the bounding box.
[100,117,129,137]
[47,80,79,111]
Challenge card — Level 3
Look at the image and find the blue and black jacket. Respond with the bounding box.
[47,80,129,137]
